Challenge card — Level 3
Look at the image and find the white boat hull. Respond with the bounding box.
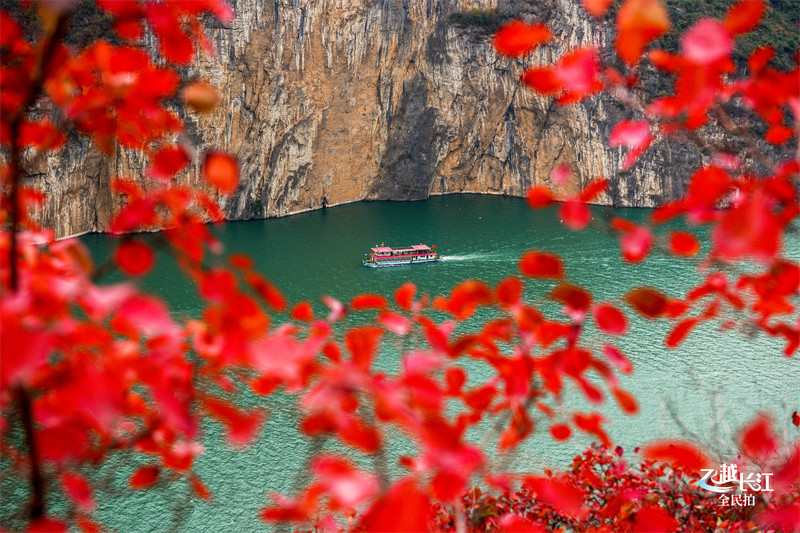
[363,257,440,267]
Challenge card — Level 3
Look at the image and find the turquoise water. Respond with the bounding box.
[52,196,800,530]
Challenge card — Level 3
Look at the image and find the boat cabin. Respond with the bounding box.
[364,244,439,266]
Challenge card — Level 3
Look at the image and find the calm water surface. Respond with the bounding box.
[76,195,799,531]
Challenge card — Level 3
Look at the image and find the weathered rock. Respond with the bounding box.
[30,0,702,238]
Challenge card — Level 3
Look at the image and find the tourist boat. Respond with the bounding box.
[363,244,440,267]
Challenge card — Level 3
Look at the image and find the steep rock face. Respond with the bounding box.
[31,0,700,238]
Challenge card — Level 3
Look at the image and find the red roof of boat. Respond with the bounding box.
[371,244,432,253]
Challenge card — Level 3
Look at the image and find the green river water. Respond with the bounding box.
[10,195,800,531]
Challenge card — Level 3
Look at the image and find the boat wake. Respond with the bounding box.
[440,253,507,262]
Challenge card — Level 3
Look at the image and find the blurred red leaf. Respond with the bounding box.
[523,476,587,519]
[350,294,388,311]
[519,251,564,279]
[724,0,765,35]
[290,301,314,322]
[593,304,628,335]
[203,151,239,194]
[359,478,431,532]
[493,20,551,57]
[550,424,572,441]
[739,413,779,460]
[583,0,613,17]
[60,472,95,511]
[669,231,700,256]
[150,145,189,181]
[114,240,154,276]
[616,0,670,65]
[345,326,383,372]
[625,287,667,318]
[560,200,591,230]
[681,19,733,65]
[130,466,160,489]
[641,440,710,473]
[633,505,678,533]
[526,186,555,208]
[665,317,700,348]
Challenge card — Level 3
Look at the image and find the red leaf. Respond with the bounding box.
[445,367,467,395]
[553,47,604,103]
[550,165,571,186]
[19,120,66,151]
[130,466,160,489]
[522,67,562,95]
[203,396,266,447]
[519,251,564,279]
[633,505,678,533]
[550,424,572,441]
[203,151,239,194]
[665,317,700,348]
[464,384,497,412]
[550,284,592,312]
[526,186,555,208]
[724,0,765,35]
[493,20,551,58]
[573,412,611,447]
[765,125,793,145]
[612,387,638,414]
[114,240,154,276]
[439,280,493,319]
[60,472,95,511]
[793,411,800,427]
[739,413,779,460]
[560,200,591,230]
[28,519,67,533]
[247,274,287,312]
[359,478,431,532]
[394,282,417,311]
[496,277,524,308]
[625,287,667,318]
[345,326,383,372]
[603,344,633,374]
[150,145,189,181]
[523,476,587,519]
[593,304,628,335]
[669,231,700,256]
[579,178,609,203]
[190,474,213,502]
[76,516,102,533]
[378,311,410,335]
[290,301,314,322]
[616,0,670,65]
[711,189,780,261]
[183,80,219,113]
[350,294,388,311]
[609,120,651,149]
[583,0,613,17]
[641,440,710,473]
[681,19,733,65]
[146,3,194,64]
[620,226,653,263]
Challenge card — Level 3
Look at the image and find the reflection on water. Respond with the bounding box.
[77,195,799,532]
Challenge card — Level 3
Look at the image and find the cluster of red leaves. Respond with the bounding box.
[432,414,799,532]
[254,269,638,528]
[1,0,798,531]
[497,0,800,357]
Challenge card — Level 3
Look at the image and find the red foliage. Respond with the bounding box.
[1,0,798,530]
[493,21,551,58]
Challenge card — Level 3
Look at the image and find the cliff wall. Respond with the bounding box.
[28,0,701,238]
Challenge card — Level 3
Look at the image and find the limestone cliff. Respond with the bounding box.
[28,0,701,238]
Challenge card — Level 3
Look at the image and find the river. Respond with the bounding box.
[75,195,799,531]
